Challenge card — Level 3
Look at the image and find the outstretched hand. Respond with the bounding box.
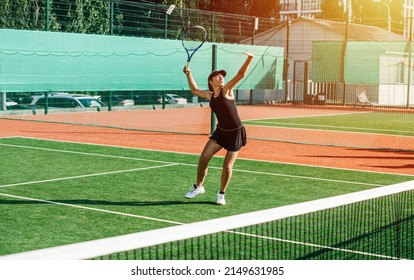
[243,51,254,58]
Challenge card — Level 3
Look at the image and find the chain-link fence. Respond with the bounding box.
[3,0,414,109]
[0,0,282,43]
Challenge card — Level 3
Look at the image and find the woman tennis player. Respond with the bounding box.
[183,51,254,205]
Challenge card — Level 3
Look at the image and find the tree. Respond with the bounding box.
[195,0,279,19]
[319,0,345,21]
[0,0,53,30]
[66,0,111,34]
[200,0,245,15]
[247,0,280,18]
[390,0,404,34]
[352,0,378,24]
[319,0,403,34]
[352,0,403,34]
[0,0,111,33]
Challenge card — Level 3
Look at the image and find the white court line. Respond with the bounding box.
[0,192,184,226]
[0,163,179,189]
[231,168,383,187]
[243,111,371,122]
[0,140,410,260]
[0,142,383,188]
[0,142,176,165]
[2,179,413,260]
[243,111,414,137]
[1,190,403,260]
[245,120,414,136]
[231,230,403,260]
[15,136,414,176]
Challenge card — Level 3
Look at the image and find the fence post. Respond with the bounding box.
[164,14,168,39]
[210,44,217,134]
[110,0,114,35]
[44,92,49,115]
[284,20,290,102]
[251,17,258,45]
[407,17,413,108]
[45,0,50,31]
[341,14,349,105]
[108,91,112,111]
[211,14,215,42]
[162,92,166,109]
[1,92,6,111]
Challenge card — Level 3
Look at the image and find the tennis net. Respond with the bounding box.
[1,181,413,260]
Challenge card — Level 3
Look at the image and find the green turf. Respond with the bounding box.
[0,137,412,257]
[243,112,414,136]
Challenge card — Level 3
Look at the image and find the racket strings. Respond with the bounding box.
[183,27,207,50]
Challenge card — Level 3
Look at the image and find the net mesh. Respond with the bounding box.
[94,189,413,260]
[1,181,413,260]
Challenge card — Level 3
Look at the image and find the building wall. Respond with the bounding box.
[280,0,323,20]
[254,21,343,83]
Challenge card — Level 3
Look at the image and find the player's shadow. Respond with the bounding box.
[0,199,217,206]
[305,149,414,170]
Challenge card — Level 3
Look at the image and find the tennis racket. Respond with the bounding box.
[182,25,207,67]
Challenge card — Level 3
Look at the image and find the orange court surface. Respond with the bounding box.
[1,105,414,176]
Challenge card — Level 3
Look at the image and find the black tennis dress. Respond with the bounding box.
[209,90,247,151]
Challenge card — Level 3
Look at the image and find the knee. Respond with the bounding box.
[199,154,211,165]
[222,164,233,175]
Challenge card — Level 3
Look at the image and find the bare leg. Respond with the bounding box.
[219,151,239,192]
[196,139,222,187]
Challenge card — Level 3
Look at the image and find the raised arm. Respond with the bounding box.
[183,66,211,100]
[224,52,254,91]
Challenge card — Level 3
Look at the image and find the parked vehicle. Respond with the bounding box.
[156,94,187,104]
[117,99,134,106]
[5,98,17,108]
[31,93,106,108]
[6,98,17,107]
[108,96,135,106]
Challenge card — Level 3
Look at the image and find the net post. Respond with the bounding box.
[210,44,217,134]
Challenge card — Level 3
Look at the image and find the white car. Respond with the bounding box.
[31,93,106,108]
[6,98,17,106]
[112,97,135,106]
[119,99,134,106]
[157,94,187,104]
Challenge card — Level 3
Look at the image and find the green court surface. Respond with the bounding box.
[244,112,414,136]
[0,137,412,257]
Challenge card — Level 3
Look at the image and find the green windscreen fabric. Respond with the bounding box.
[0,29,283,92]
[312,41,343,83]
[312,41,410,84]
[345,42,410,84]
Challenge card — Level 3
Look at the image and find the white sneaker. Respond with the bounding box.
[216,192,226,205]
[185,184,205,199]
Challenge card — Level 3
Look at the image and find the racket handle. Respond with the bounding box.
[186,61,190,68]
